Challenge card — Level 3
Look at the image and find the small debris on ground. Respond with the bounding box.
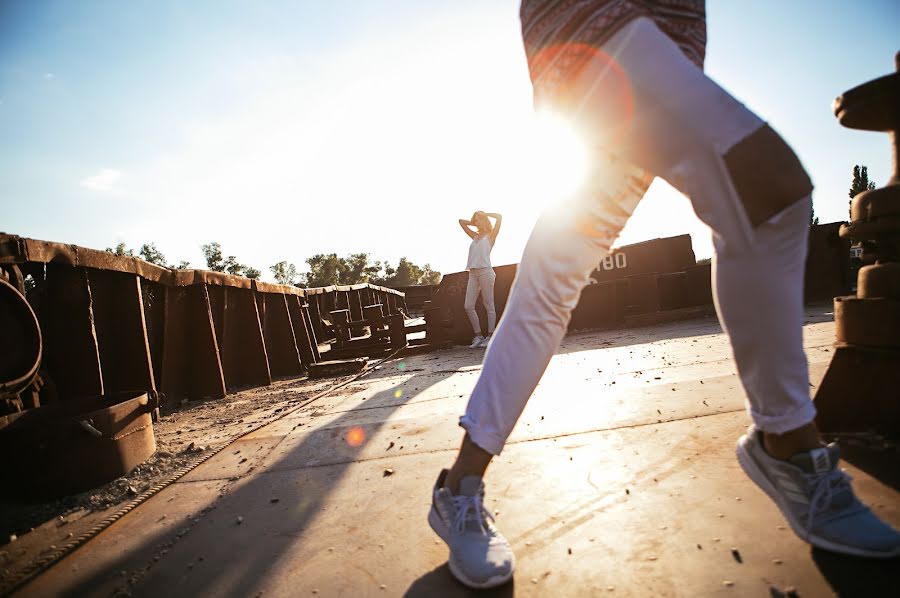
[236,516,244,525]
[383,468,394,477]
[731,548,742,563]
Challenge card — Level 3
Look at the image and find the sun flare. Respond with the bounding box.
[523,110,591,203]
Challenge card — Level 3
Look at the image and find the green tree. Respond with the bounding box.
[223,255,247,276]
[106,242,134,257]
[420,263,441,285]
[343,252,382,284]
[376,257,441,286]
[175,260,192,270]
[270,261,299,285]
[201,242,225,272]
[849,165,876,218]
[303,253,346,287]
[139,243,167,266]
[201,242,255,277]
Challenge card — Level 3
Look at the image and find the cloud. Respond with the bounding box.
[80,168,123,192]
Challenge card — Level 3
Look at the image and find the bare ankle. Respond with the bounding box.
[762,422,823,460]
[444,434,493,494]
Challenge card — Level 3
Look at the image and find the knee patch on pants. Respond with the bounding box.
[724,124,813,228]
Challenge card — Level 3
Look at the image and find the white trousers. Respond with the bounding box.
[461,18,815,455]
[465,267,497,336]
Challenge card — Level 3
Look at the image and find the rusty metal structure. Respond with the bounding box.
[815,52,900,436]
[0,234,413,497]
[428,229,852,345]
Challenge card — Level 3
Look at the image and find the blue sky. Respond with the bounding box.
[1,0,898,279]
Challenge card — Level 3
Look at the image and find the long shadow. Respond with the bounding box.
[59,347,487,597]
[812,548,900,597]
[404,565,515,597]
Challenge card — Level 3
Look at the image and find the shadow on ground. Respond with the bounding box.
[812,548,900,597]
[58,349,487,596]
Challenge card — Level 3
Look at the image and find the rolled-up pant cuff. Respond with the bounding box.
[459,415,506,456]
[749,400,817,435]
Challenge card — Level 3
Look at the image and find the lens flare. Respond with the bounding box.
[393,389,403,399]
[397,362,406,371]
[346,426,366,447]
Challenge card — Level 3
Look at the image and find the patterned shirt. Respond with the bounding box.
[521,0,707,99]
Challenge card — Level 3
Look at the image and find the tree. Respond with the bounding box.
[223,255,247,276]
[270,261,299,285]
[343,252,382,284]
[106,242,134,257]
[201,242,226,272]
[303,253,346,287]
[809,203,819,227]
[849,165,876,218]
[175,260,192,270]
[201,242,255,277]
[419,263,441,285]
[139,243,167,266]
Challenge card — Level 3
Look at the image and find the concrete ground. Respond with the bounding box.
[18,306,900,597]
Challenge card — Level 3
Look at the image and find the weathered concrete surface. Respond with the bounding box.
[20,306,899,597]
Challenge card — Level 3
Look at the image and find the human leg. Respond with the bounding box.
[463,271,484,342]
[595,17,899,556]
[478,269,497,336]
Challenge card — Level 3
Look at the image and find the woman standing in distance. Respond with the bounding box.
[459,211,502,348]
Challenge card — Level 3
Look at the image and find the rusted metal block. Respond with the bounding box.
[589,234,695,284]
[814,345,900,435]
[657,272,690,311]
[37,264,104,398]
[331,309,351,346]
[141,279,166,388]
[684,263,713,307]
[0,391,158,499]
[388,313,407,350]
[619,274,659,316]
[286,296,319,367]
[161,284,226,402]
[363,303,385,331]
[87,269,156,394]
[569,280,618,330]
[834,296,900,348]
[805,223,852,302]
[307,358,367,379]
[261,293,303,378]
[209,286,271,390]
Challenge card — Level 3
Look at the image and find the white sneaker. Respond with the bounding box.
[428,469,515,588]
[469,335,485,348]
[737,425,900,558]
[477,335,492,348]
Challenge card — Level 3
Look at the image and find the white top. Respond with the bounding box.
[466,235,493,270]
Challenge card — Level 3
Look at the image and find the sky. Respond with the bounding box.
[1,0,898,281]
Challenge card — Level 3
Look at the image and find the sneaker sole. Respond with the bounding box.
[428,506,515,589]
[736,437,900,559]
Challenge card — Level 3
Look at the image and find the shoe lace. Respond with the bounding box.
[805,467,853,532]
[452,493,494,535]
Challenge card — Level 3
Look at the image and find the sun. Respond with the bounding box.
[522,109,591,203]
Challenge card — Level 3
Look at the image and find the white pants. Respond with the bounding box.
[461,18,815,455]
[465,267,497,336]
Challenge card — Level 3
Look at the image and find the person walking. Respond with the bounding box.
[459,211,502,349]
[428,0,900,589]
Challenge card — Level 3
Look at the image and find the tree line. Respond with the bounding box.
[105,242,440,287]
